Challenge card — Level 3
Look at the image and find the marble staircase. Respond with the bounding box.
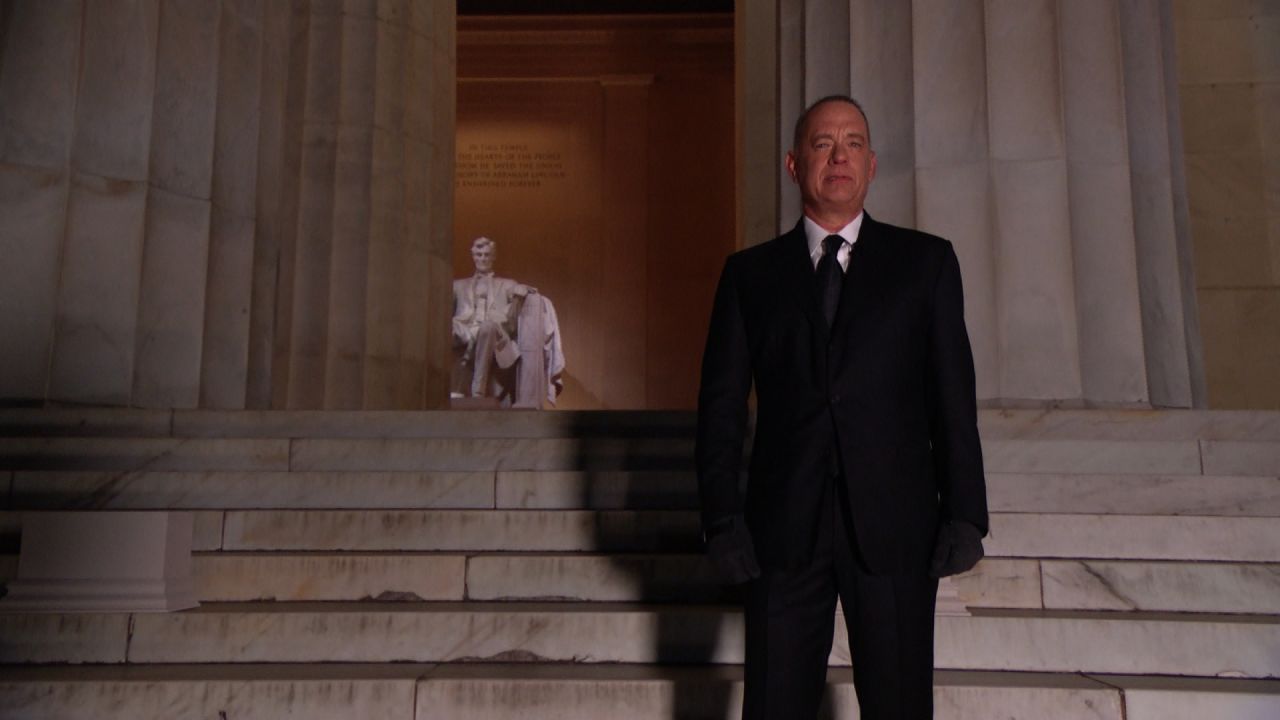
[1,408,1278,718]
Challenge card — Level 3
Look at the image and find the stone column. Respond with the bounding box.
[276,0,455,410]
[202,0,265,409]
[1118,0,1206,408]
[0,0,81,403]
[50,0,160,406]
[912,0,1001,399]
[0,0,456,410]
[736,0,780,249]
[135,0,219,409]
[1060,0,1145,404]
[848,0,915,228]
[985,0,1083,402]
[773,0,1204,407]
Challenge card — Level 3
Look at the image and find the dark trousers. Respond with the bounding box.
[742,475,938,720]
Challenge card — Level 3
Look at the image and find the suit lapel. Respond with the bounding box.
[777,223,828,342]
[831,213,884,342]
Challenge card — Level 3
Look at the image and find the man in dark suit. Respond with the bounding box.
[696,95,989,719]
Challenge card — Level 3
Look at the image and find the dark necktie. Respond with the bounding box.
[816,234,844,327]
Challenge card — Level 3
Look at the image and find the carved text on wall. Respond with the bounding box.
[456,143,567,189]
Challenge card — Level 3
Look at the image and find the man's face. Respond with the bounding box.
[786,101,877,223]
[471,243,494,273]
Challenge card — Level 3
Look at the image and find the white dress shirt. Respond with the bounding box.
[803,212,863,271]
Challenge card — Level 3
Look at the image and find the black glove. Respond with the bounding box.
[929,520,984,578]
[704,514,762,585]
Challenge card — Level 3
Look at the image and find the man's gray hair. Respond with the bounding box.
[792,95,871,149]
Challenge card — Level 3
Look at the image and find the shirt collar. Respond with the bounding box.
[803,211,864,262]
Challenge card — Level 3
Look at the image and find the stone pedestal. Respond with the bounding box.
[2,512,197,613]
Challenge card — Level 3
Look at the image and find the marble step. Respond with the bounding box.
[0,409,699,439]
[5,551,1270,615]
[0,663,425,720]
[2,664,1277,720]
[6,408,1280,441]
[6,470,697,511]
[461,555,1280,615]
[0,436,695,472]
[6,435,1279,476]
[2,603,1277,678]
[0,509,1275,563]
[0,438,292,472]
[172,552,1280,615]
[415,666,1280,720]
[174,510,1280,562]
[8,470,1279,516]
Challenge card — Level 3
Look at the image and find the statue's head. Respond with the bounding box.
[471,236,496,273]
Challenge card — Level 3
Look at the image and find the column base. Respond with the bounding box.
[0,511,198,614]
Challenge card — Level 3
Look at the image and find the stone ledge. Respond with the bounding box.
[0,613,130,663]
[218,509,705,552]
[11,470,1276,515]
[2,603,1275,678]
[11,471,497,509]
[10,553,1270,615]
[3,664,1274,720]
[987,472,1280,516]
[172,410,699,439]
[287,437,695,472]
[210,510,1280,561]
[193,553,466,602]
[985,513,1280,562]
[2,509,1274,562]
[0,671,416,720]
[5,434,1276,477]
[0,438,290,471]
[0,409,173,437]
[5,408,1280,441]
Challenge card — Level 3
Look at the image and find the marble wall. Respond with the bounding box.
[0,0,456,410]
[1173,0,1280,409]
[759,0,1207,408]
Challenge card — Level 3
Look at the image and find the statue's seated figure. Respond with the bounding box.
[451,236,564,407]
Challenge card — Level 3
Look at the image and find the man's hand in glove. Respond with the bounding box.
[929,520,985,578]
[704,514,762,585]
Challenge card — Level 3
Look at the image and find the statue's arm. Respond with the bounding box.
[451,283,471,344]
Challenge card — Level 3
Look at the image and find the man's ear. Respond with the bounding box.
[785,150,798,184]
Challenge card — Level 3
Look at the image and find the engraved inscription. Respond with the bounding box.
[456,143,567,189]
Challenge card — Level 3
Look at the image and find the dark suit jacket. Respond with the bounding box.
[696,214,988,575]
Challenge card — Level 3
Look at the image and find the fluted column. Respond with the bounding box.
[985,0,1083,401]
[133,0,219,408]
[774,0,1203,407]
[1061,0,1149,404]
[277,0,454,410]
[18,0,157,406]
[912,0,1001,399]
[202,0,265,408]
[0,0,79,401]
[0,0,455,410]
[848,0,915,227]
[1118,0,1205,408]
